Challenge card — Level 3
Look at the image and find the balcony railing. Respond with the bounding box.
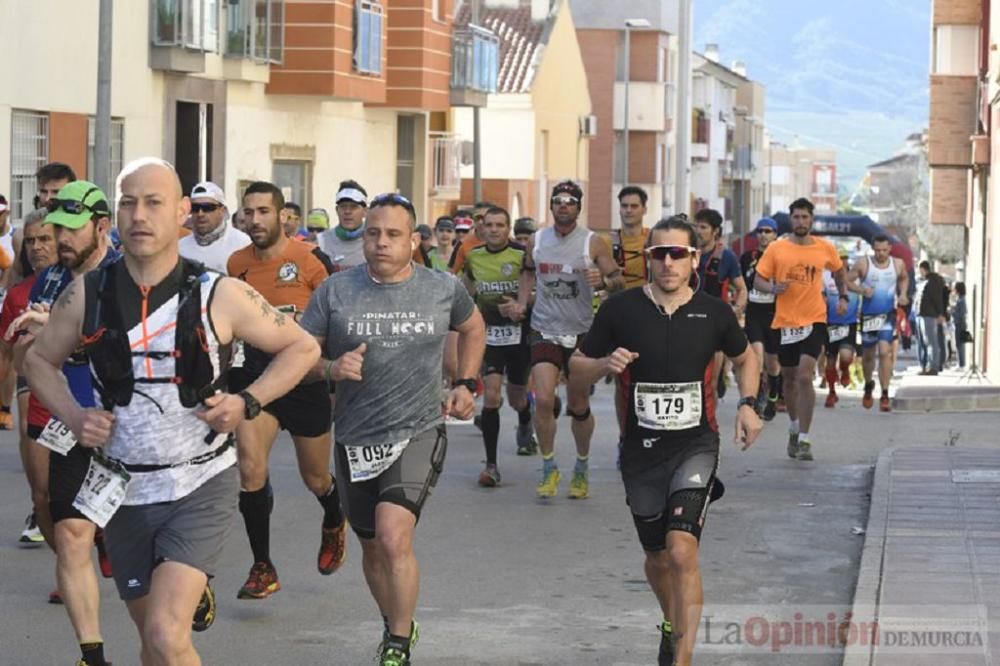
[153,0,219,51]
[152,0,283,64]
[430,132,462,196]
[451,25,499,94]
[225,0,283,64]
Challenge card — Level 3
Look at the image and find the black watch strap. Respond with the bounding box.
[452,378,477,393]
[239,390,262,420]
[737,396,756,410]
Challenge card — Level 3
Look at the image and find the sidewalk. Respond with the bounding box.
[843,447,1000,666]
[891,362,999,413]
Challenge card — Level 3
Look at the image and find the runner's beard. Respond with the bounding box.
[59,227,99,271]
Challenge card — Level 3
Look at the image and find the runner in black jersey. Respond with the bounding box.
[739,217,782,420]
[571,216,762,666]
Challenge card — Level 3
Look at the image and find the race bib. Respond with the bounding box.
[827,325,850,343]
[486,325,522,347]
[634,382,702,431]
[345,439,409,483]
[540,332,578,349]
[862,314,887,333]
[781,325,813,345]
[748,288,775,304]
[73,453,131,528]
[37,417,77,456]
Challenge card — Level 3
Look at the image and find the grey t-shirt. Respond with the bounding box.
[301,263,475,447]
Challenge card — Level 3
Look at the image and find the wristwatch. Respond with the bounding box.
[737,396,757,410]
[239,390,262,420]
[452,378,478,393]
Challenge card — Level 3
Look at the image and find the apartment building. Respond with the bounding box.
[768,142,838,217]
[570,0,681,231]
[1,0,498,227]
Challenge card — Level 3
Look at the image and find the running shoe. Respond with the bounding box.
[379,647,410,666]
[19,511,44,545]
[318,522,348,575]
[75,660,113,666]
[536,468,561,498]
[515,423,537,456]
[824,392,838,408]
[786,432,799,459]
[94,529,113,578]
[0,409,12,430]
[477,464,502,488]
[568,470,589,499]
[658,621,674,666]
[237,561,281,599]
[762,398,777,422]
[840,366,851,387]
[879,396,891,413]
[378,622,419,665]
[862,391,874,410]
[48,589,63,604]
[796,440,814,462]
[192,584,216,632]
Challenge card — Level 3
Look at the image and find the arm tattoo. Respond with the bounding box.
[243,286,288,327]
[57,281,77,309]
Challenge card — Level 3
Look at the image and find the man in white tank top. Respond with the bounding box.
[846,234,908,412]
[178,181,251,273]
[24,158,320,666]
[510,180,625,500]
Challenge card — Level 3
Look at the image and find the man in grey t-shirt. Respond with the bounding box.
[300,193,484,666]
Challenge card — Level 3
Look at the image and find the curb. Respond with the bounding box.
[841,446,894,666]
[892,385,1000,413]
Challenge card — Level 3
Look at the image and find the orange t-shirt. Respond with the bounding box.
[754,237,843,329]
[449,234,485,275]
[227,238,334,314]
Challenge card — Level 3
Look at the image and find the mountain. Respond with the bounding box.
[693,0,929,192]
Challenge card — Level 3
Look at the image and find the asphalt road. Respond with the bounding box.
[3,370,991,665]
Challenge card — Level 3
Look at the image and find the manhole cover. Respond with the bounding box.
[952,470,1000,483]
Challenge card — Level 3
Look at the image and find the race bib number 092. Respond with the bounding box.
[345,440,409,483]
[634,382,702,431]
[73,453,131,528]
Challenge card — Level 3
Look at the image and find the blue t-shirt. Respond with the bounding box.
[824,270,859,325]
[29,249,122,408]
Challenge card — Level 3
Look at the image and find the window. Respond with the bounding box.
[9,110,49,221]
[87,118,125,186]
[354,0,384,75]
[451,26,499,92]
[153,0,219,52]
[223,0,283,63]
[273,160,311,212]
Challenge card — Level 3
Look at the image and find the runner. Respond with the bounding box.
[739,217,782,420]
[317,180,368,270]
[432,216,457,267]
[753,198,848,461]
[0,209,57,547]
[453,215,473,246]
[822,253,861,408]
[300,192,485,666]
[24,157,320,666]
[570,215,763,666]
[177,181,251,273]
[14,180,120,666]
[448,203,491,275]
[847,234,908,411]
[462,206,537,484]
[693,208,747,401]
[227,181,346,599]
[611,186,651,290]
[0,194,15,433]
[513,217,537,246]
[304,208,331,243]
[508,180,625,499]
[281,202,305,239]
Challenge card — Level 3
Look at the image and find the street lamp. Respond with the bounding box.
[623,18,651,188]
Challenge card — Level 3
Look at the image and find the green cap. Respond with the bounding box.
[45,180,110,229]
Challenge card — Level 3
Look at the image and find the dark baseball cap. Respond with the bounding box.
[435,216,455,231]
[416,223,433,241]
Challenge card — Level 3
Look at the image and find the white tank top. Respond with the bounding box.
[100,271,236,505]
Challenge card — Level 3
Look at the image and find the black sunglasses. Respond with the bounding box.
[46,186,108,216]
[191,202,222,214]
[646,244,696,261]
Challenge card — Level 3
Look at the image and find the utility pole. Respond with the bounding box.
[94,0,113,196]
[674,0,692,216]
[472,0,483,203]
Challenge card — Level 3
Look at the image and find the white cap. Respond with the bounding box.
[335,187,367,206]
[190,181,227,207]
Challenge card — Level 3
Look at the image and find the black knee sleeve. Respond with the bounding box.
[632,512,668,552]
[566,407,591,421]
[665,487,711,541]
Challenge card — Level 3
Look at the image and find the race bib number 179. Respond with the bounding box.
[634,382,702,431]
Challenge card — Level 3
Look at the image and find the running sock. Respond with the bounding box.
[316,474,344,529]
[789,419,799,435]
[542,453,557,474]
[385,632,412,655]
[661,619,673,634]
[574,455,589,475]
[517,404,532,426]
[798,432,811,444]
[481,407,500,466]
[824,364,838,391]
[239,480,274,566]
[80,641,108,666]
[767,374,781,400]
[864,380,876,394]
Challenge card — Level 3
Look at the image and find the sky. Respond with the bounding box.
[693,0,931,192]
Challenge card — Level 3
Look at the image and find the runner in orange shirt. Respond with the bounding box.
[753,198,847,462]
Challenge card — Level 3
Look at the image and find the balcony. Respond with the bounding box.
[430,132,463,198]
[450,25,499,108]
[224,0,283,65]
[613,82,668,132]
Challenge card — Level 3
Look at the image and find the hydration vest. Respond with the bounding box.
[81,259,226,412]
[700,242,729,301]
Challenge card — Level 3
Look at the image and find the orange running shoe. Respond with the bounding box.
[824,392,838,408]
[879,396,891,412]
[237,562,281,599]
[317,523,348,575]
